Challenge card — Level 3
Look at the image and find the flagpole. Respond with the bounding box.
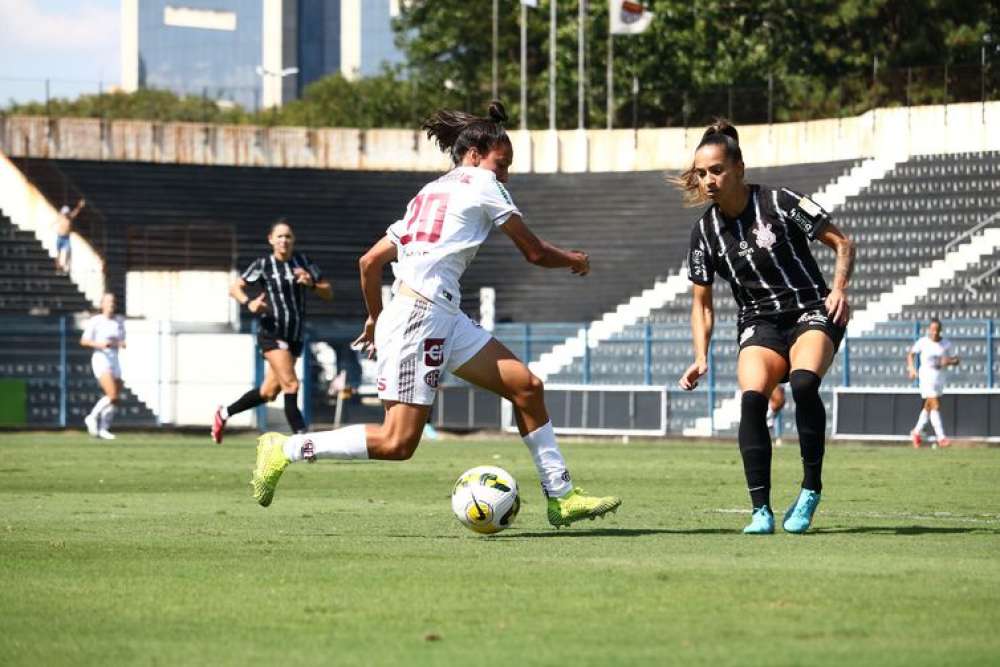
[606,29,613,129]
[578,0,586,129]
[549,0,557,131]
[492,0,498,99]
[520,1,527,129]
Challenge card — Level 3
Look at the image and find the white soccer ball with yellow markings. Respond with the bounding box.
[451,465,521,535]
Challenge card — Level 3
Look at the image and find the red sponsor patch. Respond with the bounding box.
[424,369,441,388]
[423,338,445,367]
[377,377,387,391]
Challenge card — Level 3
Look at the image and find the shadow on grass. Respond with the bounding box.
[494,527,735,539]
[814,525,1000,536]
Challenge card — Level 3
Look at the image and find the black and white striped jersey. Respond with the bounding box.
[241,252,323,342]
[686,184,832,325]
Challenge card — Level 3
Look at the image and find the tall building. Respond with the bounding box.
[121,0,405,111]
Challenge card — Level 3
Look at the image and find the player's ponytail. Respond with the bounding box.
[422,101,510,166]
[673,118,743,206]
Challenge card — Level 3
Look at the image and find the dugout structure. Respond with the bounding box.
[832,387,1000,442]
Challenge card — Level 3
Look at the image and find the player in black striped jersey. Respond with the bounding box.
[211,220,332,443]
[677,120,856,535]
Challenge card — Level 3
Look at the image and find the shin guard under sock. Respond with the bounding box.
[739,390,772,508]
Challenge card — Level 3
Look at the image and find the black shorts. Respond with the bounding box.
[257,331,303,358]
[737,308,845,367]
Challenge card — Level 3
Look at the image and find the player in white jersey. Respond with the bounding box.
[80,293,126,440]
[906,318,960,448]
[249,101,621,527]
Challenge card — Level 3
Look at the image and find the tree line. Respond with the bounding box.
[3,0,997,129]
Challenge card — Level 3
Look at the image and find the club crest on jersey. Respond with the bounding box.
[753,223,777,250]
[424,338,445,367]
[739,326,756,345]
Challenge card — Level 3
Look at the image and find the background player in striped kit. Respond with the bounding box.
[80,292,126,440]
[249,101,621,528]
[212,220,332,443]
[677,120,856,534]
[906,317,960,448]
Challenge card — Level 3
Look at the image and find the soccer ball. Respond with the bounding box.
[451,465,521,535]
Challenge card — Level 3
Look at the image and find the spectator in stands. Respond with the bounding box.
[677,119,856,535]
[54,198,85,275]
[81,292,125,440]
[247,101,621,528]
[906,317,960,448]
[212,220,332,443]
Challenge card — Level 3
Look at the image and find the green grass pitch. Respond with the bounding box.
[2,431,999,666]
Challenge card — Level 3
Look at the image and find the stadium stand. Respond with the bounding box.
[11,157,859,326]
[0,212,91,315]
[0,315,157,427]
[542,151,1000,433]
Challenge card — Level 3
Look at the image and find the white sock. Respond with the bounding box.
[929,410,946,440]
[914,409,929,433]
[219,406,230,420]
[100,404,116,431]
[283,424,369,463]
[89,395,112,419]
[522,421,573,498]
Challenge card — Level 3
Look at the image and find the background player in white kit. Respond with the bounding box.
[250,101,621,527]
[906,318,960,448]
[80,293,126,440]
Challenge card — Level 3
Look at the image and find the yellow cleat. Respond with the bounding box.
[546,488,621,528]
[251,432,291,507]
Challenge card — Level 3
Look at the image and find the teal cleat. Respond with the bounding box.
[783,489,821,534]
[743,505,775,534]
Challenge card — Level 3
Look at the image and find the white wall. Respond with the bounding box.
[126,270,238,325]
[121,322,257,427]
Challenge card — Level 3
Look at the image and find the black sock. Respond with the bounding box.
[284,393,306,433]
[226,388,266,418]
[738,390,772,509]
[790,369,825,493]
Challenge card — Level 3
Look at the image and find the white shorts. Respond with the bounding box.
[919,375,945,399]
[91,352,121,380]
[374,294,492,405]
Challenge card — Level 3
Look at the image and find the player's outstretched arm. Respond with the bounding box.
[679,283,713,390]
[500,214,589,275]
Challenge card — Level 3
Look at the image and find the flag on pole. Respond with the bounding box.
[609,0,653,35]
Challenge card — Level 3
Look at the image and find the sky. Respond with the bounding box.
[0,0,121,106]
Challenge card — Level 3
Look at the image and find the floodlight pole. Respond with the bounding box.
[578,0,586,129]
[492,0,499,100]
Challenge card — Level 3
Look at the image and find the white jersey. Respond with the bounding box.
[82,314,126,365]
[386,166,520,313]
[910,336,953,385]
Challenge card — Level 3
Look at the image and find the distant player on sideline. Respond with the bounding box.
[212,220,332,443]
[250,101,621,527]
[767,383,786,446]
[906,318,959,448]
[81,293,125,440]
[677,120,856,535]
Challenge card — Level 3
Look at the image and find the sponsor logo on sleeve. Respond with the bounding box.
[424,338,446,367]
[377,377,387,391]
[798,196,823,217]
[424,369,441,388]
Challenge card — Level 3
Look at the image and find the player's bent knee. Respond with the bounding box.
[379,433,421,460]
[789,369,821,399]
[282,379,300,394]
[511,373,544,406]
